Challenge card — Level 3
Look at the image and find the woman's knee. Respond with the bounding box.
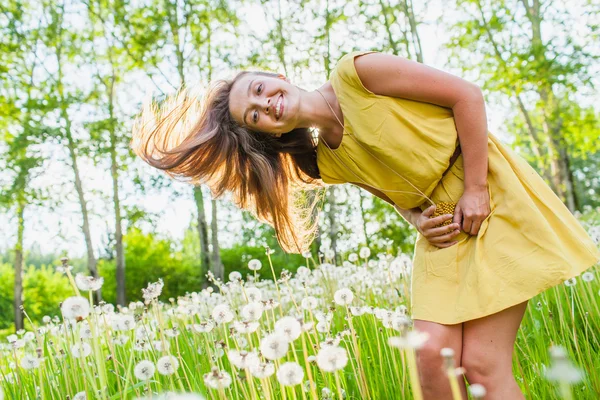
[413,321,462,375]
[462,343,512,385]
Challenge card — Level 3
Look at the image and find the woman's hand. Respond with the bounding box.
[453,184,491,235]
[416,206,462,248]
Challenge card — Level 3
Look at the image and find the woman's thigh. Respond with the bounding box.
[413,319,464,367]
[461,300,528,381]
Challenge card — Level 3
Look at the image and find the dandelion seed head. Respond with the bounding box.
[334,288,354,306]
[75,273,104,291]
[250,361,275,379]
[203,367,232,389]
[245,287,262,302]
[134,360,156,381]
[20,354,42,370]
[241,302,264,321]
[229,271,242,282]
[276,362,304,386]
[316,346,348,372]
[248,259,262,271]
[157,355,180,375]
[72,342,92,358]
[582,272,594,282]
[301,296,319,310]
[61,296,91,320]
[564,277,577,287]
[469,383,486,398]
[274,316,302,342]
[211,304,234,324]
[142,279,164,303]
[259,333,289,360]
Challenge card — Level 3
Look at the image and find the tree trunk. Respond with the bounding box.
[107,71,124,306]
[63,113,100,297]
[210,198,224,281]
[13,199,25,331]
[357,187,370,247]
[326,187,339,265]
[194,186,211,281]
[522,0,577,210]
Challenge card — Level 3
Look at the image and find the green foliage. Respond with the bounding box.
[98,227,203,304]
[0,263,72,331]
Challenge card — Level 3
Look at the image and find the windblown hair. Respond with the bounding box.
[130,71,328,254]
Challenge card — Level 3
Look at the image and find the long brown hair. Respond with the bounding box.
[130,71,327,254]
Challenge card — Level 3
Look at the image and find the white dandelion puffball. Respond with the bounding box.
[212,304,234,324]
[229,271,242,282]
[241,302,264,321]
[20,354,41,370]
[75,273,104,291]
[157,355,180,375]
[244,287,262,302]
[233,320,259,334]
[276,362,304,386]
[582,272,594,282]
[72,342,92,358]
[388,330,430,350]
[348,253,358,263]
[73,392,86,400]
[333,288,354,306]
[468,383,487,398]
[260,333,289,360]
[248,259,262,271]
[274,316,302,342]
[204,367,233,389]
[301,296,319,310]
[250,362,275,379]
[359,247,371,259]
[316,346,348,372]
[142,278,164,303]
[564,277,577,286]
[227,350,260,369]
[134,360,156,381]
[61,296,91,320]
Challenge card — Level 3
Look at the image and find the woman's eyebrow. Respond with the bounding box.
[242,78,256,126]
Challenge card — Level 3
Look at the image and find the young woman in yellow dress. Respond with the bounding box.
[131,50,600,399]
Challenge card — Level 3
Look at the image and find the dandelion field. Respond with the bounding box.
[1,233,600,400]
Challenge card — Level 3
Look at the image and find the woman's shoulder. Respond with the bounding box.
[332,50,380,95]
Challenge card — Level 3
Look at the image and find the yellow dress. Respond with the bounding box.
[316,50,600,324]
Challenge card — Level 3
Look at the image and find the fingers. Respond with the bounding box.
[422,205,436,217]
[469,219,482,235]
[427,229,461,244]
[452,204,462,226]
[424,221,460,239]
[422,213,454,230]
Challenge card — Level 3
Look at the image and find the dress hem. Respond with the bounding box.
[410,253,600,325]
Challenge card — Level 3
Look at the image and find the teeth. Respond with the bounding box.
[275,95,282,119]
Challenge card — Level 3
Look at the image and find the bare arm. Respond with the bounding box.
[353,52,489,190]
[352,182,422,228]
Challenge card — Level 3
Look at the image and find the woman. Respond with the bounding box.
[131,50,600,399]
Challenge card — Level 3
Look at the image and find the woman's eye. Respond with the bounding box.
[258,84,263,94]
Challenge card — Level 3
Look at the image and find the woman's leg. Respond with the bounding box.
[461,300,529,400]
[413,320,468,400]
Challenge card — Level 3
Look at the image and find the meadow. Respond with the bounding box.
[1,219,599,400]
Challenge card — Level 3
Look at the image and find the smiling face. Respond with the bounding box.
[229,72,301,136]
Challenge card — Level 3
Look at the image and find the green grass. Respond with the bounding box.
[0,245,598,400]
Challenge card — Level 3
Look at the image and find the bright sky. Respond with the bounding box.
[0,0,571,259]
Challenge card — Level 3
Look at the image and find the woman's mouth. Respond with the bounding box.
[275,94,284,120]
